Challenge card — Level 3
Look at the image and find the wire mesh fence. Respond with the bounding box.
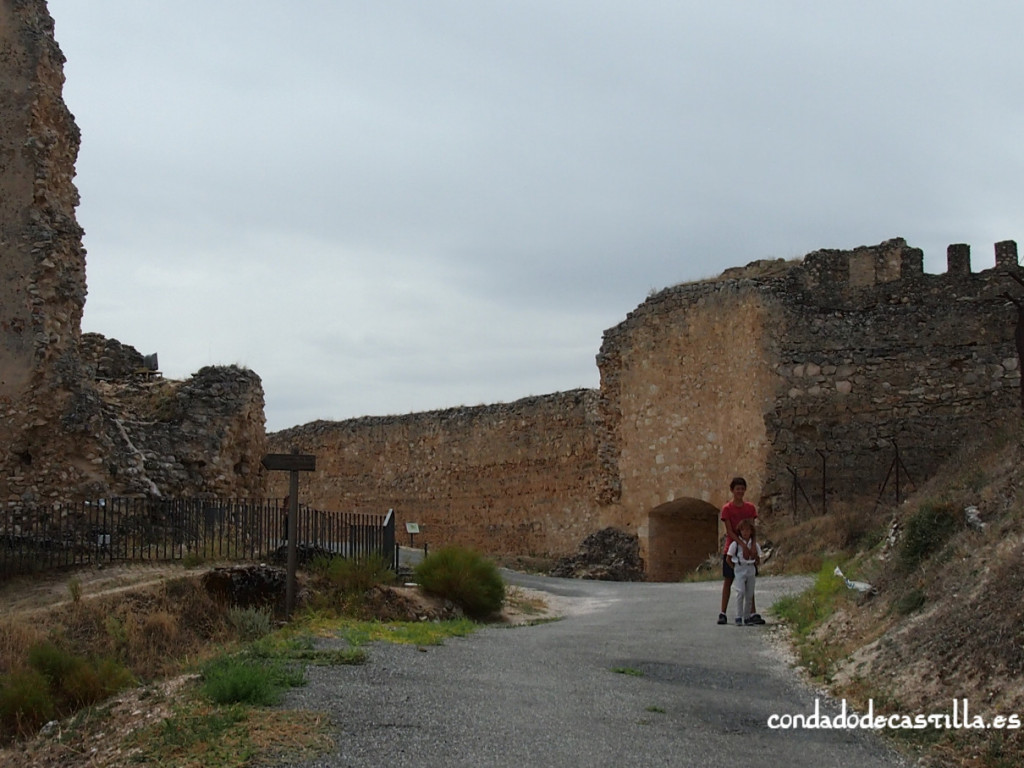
[0,497,395,579]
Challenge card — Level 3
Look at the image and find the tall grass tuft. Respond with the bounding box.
[228,606,275,641]
[200,655,305,707]
[67,577,83,604]
[414,546,505,619]
[0,668,54,740]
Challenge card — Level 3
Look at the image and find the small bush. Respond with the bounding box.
[104,615,127,647]
[200,655,305,707]
[320,554,396,595]
[27,642,134,711]
[27,641,80,689]
[228,606,274,641]
[0,668,55,740]
[414,546,505,619]
[900,503,962,572]
[138,611,180,648]
[67,577,83,604]
[0,642,135,740]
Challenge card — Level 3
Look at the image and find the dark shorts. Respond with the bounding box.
[722,554,734,580]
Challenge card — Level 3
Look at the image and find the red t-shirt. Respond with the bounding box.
[720,501,757,554]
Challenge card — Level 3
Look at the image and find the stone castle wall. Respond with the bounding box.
[1,2,268,506]
[4,2,1020,577]
[764,240,1018,514]
[276,238,1020,578]
[268,390,603,557]
[601,238,1019,538]
[595,278,778,521]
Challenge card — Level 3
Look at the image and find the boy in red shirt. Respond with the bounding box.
[718,477,764,624]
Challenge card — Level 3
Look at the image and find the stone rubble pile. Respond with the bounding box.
[201,563,289,613]
[549,527,645,581]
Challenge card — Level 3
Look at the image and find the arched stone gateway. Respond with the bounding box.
[646,498,719,581]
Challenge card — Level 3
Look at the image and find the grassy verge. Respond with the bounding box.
[46,613,482,768]
[0,558,497,767]
[125,613,479,767]
[772,559,853,682]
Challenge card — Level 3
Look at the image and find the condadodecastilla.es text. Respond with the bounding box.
[768,699,1021,731]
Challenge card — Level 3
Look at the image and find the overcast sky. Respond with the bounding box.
[48,1,1024,432]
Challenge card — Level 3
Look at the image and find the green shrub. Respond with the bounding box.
[900,503,962,572]
[200,655,305,707]
[318,553,395,595]
[0,668,55,741]
[773,559,846,636]
[27,641,81,689]
[228,606,274,641]
[0,643,135,740]
[414,546,505,619]
[27,642,134,712]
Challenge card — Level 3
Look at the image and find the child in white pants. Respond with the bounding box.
[727,518,763,626]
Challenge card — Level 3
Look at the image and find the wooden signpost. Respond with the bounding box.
[261,449,316,616]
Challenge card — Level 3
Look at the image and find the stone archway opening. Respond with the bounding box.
[646,498,719,582]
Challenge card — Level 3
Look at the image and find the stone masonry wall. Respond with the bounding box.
[1,3,269,507]
[1,0,96,503]
[595,280,778,559]
[268,390,602,558]
[597,238,1020,541]
[764,239,1019,515]
[274,239,1021,576]
[0,0,85,405]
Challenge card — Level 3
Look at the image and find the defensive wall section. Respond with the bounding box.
[273,238,1021,580]
[764,240,1019,516]
[601,239,1020,565]
[269,390,604,558]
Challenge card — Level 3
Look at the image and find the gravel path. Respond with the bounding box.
[274,573,907,768]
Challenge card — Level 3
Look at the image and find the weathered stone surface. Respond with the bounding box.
[0,5,269,505]
[549,527,645,581]
[269,390,602,560]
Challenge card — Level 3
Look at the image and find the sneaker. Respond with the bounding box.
[717,613,727,625]
[748,613,766,625]
[744,618,759,626]
[735,617,743,625]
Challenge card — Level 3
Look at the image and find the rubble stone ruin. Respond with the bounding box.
[0,1,268,507]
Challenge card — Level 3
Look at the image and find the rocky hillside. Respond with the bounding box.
[778,421,1024,767]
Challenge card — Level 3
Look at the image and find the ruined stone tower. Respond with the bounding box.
[1,1,268,506]
[1,0,93,500]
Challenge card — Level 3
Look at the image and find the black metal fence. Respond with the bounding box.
[0,497,396,579]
